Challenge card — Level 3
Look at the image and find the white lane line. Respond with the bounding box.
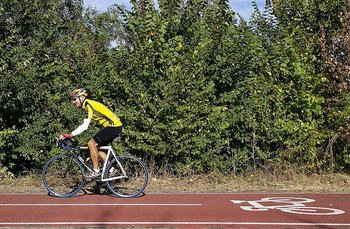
[0,222,350,227]
[0,203,201,206]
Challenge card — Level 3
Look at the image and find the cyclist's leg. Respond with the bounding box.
[94,126,122,147]
[87,138,100,172]
[99,151,107,161]
[93,126,122,168]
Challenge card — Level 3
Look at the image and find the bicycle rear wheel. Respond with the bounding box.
[42,155,84,197]
[105,154,148,197]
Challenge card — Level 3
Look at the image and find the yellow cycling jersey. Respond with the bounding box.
[82,99,122,127]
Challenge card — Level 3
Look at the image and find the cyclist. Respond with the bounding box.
[59,88,122,179]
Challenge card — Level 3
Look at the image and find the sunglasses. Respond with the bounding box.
[72,97,79,102]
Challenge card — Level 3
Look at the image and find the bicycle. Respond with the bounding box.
[42,138,148,198]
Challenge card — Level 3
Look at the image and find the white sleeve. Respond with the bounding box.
[71,119,91,136]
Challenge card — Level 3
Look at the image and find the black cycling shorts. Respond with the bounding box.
[93,126,122,146]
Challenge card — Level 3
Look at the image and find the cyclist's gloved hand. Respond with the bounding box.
[59,133,72,140]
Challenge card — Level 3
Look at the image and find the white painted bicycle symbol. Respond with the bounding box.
[231,197,345,215]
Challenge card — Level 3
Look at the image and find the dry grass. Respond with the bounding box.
[0,172,350,194]
[149,172,350,193]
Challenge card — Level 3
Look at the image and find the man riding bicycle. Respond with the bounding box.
[60,88,122,179]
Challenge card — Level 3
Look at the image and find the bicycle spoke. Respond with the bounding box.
[105,155,148,197]
[42,155,84,197]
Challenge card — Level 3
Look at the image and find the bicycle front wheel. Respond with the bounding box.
[105,154,148,197]
[42,155,84,198]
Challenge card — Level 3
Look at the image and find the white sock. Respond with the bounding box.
[94,169,100,173]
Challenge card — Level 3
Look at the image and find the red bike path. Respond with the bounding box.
[0,193,349,228]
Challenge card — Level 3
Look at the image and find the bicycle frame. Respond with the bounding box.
[43,138,148,198]
[75,145,127,182]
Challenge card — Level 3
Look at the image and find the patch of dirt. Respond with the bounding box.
[0,172,350,194]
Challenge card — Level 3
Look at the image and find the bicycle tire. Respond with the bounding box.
[104,154,148,197]
[42,155,84,198]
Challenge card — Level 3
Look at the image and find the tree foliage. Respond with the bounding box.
[1,0,350,177]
